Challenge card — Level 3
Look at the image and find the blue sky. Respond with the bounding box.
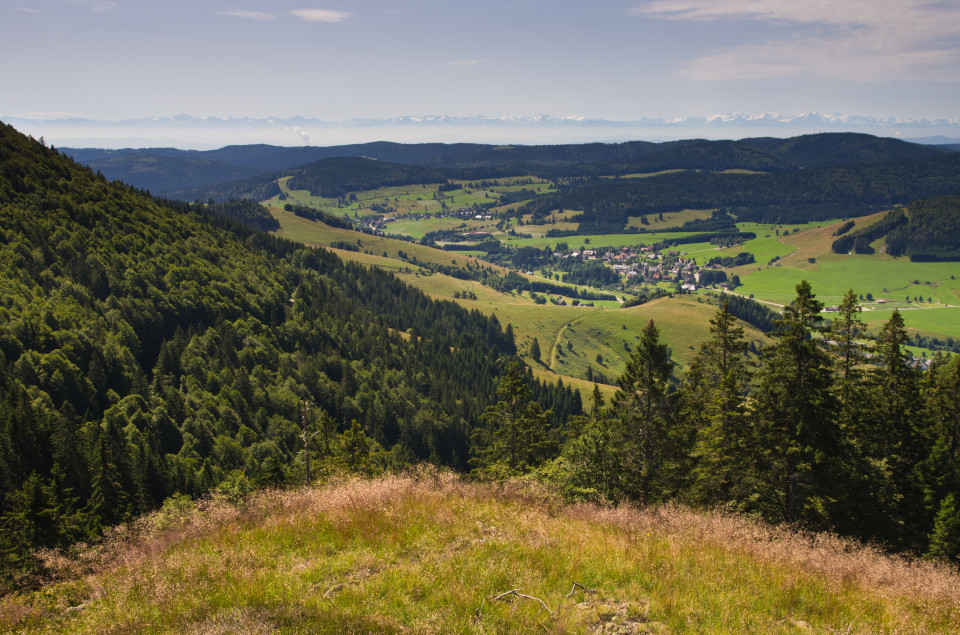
[2,0,959,145]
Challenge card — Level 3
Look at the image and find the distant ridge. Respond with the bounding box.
[58,132,955,199]
[6,111,960,149]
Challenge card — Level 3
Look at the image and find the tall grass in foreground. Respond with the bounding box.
[3,469,959,633]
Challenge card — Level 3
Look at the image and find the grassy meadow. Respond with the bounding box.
[5,472,958,634]
[270,194,960,391]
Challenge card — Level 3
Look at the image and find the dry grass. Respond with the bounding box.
[3,469,958,633]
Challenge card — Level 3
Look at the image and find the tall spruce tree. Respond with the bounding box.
[610,319,675,505]
[470,362,554,476]
[750,281,839,526]
[685,298,753,506]
[861,310,933,548]
[831,289,865,408]
[529,337,541,362]
[561,385,622,502]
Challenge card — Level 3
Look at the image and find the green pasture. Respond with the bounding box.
[481,177,555,194]
[516,287,621,309]
[386,216,501,240]
[737,258,960,306]
[626,209,714,230]
[518,209,580,224]
[506,231,701,249]
[673,236,795,268]
[269,206,509,273]
[860,307,960,340]
[540,295,765,382]
[618,169,687,179]
[515,221,581,238]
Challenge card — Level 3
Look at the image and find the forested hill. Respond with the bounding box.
[63,133,953,199]
[283,157,450,198]
[886,195,960,260]
[519,152,960,226]
[0,123,581,587]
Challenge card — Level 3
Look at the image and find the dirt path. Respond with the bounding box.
[549,314,590,370]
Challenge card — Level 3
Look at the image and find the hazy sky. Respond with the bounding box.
[3,0,959,124]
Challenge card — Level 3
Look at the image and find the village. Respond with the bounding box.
[554,244,738,292]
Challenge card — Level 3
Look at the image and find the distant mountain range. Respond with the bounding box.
[5,112,960,149]
[57,132,958,200]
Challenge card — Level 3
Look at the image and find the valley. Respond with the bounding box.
[3,124,960,631]
[257,175,960,397]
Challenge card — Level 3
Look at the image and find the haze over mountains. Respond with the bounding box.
[8,112,960,150]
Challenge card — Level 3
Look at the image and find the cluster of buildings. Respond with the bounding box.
[560,245,734,291]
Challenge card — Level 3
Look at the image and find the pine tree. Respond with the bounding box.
[750,281,839,526]
[471,362,554,476]
[685,299,752,506]
[611,319,674,505]
[831,289,865,406]
[530,337,541,362]
[340,421,372,474]
[927,493,960,564]
[85,423,129,531]
[865,309,930,548]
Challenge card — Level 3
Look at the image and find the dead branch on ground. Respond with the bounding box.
[490,588,553,614]
[566,581,597,597]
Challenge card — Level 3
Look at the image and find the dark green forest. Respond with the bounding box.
[0,124,581,588]
[887,195,960,260]
[4,124,960,593]
[67,132,950,199]
[519,153,960,226]
[830,196,960,260]
[284,157,449,199]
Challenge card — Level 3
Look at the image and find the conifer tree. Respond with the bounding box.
[85,424,129,531]
[750,281,839,526]
[471,362,554,476]
[831,289,865,407]
[866,309,929,547]
[927,493,960,564]
[611,319,674,505]
[529,337,541,362]
[685,299,752,506]
[561,383,622,502]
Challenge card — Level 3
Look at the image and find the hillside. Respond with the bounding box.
[3,472,958,633]
[0,122,581,587]
[520,153,960,227]
[8,120,960,601]
[64,133,954,201]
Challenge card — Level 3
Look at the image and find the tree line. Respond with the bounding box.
[474,284,960,565]
[519,153,960,228]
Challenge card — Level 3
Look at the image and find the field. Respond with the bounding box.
[506,231,702,250]
[269,179,960,382]
[5,473,958,633]
[264,176,556,225]
[269,206,511,273]
[269,199,960,388]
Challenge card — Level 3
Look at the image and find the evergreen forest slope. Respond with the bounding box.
[0,123,580,587]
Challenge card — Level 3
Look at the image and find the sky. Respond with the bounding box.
[2,0,959,147]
